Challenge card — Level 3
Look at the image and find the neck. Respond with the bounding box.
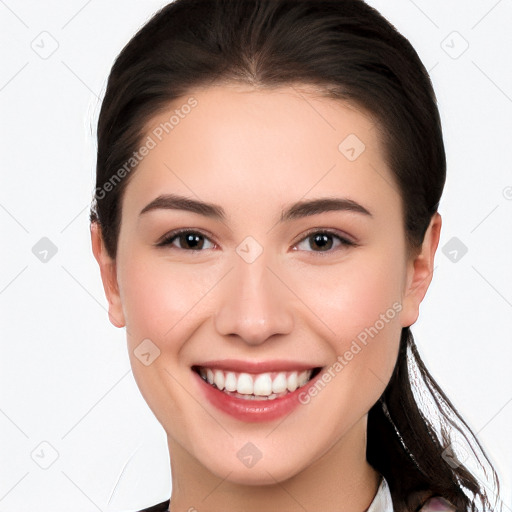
[167,416,381,512]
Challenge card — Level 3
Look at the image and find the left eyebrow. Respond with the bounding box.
[139,194,373,221]
[279,197,372,222]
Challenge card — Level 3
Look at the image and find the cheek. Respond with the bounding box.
[295,251,403,335]
[290,250,404,386]
[117,254,223,344]
[116,254,223,426]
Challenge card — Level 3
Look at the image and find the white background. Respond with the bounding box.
[0,0,511,511]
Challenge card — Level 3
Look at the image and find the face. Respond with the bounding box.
[92,84,440,486]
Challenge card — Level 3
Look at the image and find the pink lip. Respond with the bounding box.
[193,359,319,374]
[191,365,324,423]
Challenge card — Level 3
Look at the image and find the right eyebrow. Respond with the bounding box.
[139,194,226,220]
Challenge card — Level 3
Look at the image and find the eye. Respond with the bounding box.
[156,230,215,251]
[293,229,356,253]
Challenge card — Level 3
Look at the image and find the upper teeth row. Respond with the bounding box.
[199,368,313,396]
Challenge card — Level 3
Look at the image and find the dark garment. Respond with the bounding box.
[137,499,170,512]
[134,495,456,512]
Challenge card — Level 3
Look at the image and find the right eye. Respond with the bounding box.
[156,230,216,251]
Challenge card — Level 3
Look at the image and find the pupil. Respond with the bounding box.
[312,233,332,251]
[184,233,202,249]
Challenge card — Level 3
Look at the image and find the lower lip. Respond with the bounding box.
[192,368,324,422]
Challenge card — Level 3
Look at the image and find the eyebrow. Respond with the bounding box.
[139,193,372,222]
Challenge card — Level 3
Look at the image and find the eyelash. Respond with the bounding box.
[155,228,357,254]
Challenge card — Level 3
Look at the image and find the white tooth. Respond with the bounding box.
[206,368,214,385]
[237,373,254,394]
[298,370,309,387]
[214,370,225,390]
[253,373,272,396]
[225,372,237,392]
[287,372,298,392]
[272,372,288,393]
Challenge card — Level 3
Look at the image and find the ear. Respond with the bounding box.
[90,222,126,328]
[400,212,442,328]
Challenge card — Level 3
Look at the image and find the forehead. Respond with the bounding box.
[123,84,402,225]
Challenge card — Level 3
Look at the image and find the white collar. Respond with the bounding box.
[366,476,394,512]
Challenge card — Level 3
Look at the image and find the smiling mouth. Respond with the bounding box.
[192,366,323,401]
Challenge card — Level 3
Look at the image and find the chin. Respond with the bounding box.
[197,446,308,486]
[219,465,299,486]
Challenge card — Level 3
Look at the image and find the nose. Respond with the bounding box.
[213,255,294,346]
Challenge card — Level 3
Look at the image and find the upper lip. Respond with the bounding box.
[192,359,322,374]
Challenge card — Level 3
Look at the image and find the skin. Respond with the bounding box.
[91,84,441,512]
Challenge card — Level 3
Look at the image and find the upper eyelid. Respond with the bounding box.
[296,227,356,245]
[156,228,216,247]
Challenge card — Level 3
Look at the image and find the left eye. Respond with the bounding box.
[294,230,356,253]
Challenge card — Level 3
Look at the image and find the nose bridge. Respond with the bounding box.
[213,248,294,345]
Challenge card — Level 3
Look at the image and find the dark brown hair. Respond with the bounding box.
[90,1,501,510]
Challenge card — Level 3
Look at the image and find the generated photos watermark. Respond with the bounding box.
[298,301,402,405]
[94,96,198,201]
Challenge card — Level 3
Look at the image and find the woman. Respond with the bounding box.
[90,0,501,511]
